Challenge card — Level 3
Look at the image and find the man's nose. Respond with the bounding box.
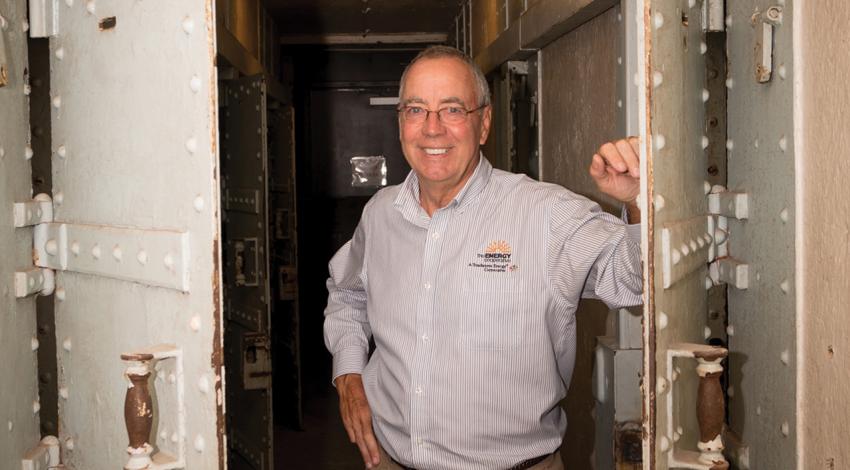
[422,111,446,136]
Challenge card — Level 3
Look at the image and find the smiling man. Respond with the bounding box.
[324,46,642,470]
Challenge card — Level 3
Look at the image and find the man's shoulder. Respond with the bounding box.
[359,183,404,218]
[489,169,592,208]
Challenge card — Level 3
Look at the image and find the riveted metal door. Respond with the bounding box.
[0,1,42,465]
[42,1,225,469]
[642,0,719,468]
[643,1,797,469]
[220,74,273,470]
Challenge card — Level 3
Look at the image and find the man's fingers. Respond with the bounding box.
[358,412,381,466]
[589,154,609,182]
[352,419,374,468]
[597,142,628,173]
[614,139,640,178]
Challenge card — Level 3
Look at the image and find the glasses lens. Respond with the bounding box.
[439,107,467,124]
[403,106,426,122]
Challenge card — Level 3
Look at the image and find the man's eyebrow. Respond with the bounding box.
[439,97,467,106]
[401,97,426,106]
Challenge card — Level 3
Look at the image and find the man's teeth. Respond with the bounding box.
[424,148,449,155]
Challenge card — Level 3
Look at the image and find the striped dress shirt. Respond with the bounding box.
[324,156,642,469]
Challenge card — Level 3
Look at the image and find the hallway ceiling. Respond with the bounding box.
[265,0,459,37]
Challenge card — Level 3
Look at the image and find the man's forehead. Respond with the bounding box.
[401,57,477,104]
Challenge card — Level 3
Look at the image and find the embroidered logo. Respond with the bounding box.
[468,240,518,273]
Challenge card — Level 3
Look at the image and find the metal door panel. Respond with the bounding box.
[646,0,711,467]
[0,0,41,465]
[220,75,272,470]
[48,1,223,468]
[726,1,796,466]
[268,103,302,429]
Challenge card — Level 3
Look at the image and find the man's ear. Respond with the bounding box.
[478,105,493,145]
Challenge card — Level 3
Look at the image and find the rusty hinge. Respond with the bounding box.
[13,194,192,295]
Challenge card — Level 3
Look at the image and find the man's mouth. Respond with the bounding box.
[423,147,450,155]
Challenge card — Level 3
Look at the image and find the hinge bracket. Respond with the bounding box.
[28,0,59,38]
[660,186,749,290]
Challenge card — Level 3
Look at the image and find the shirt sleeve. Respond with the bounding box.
[323,217,372,385]
[549,197,642,309]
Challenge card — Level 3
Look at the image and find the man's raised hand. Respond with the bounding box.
[590,136,641,222]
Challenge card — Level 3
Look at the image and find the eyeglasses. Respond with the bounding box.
[397,104,487,125]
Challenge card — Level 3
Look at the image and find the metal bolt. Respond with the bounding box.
[185,137,198,154]
[654,134,666,150]
[182,17,195,34]
[656,377,669,394]
[86,0,95,14]
[653,71,664,88]
[657,311,668,330]
[91,244,101,260]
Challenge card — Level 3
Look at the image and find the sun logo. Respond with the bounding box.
[484,240,512,254]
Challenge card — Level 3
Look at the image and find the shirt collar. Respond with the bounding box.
[394,152,493,224]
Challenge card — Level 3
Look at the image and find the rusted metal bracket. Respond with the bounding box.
[121,344,185,470]
[0,14,8,88]
[662,343,730,470]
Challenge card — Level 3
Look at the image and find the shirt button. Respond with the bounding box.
[415,386,423,395]
[416,438,423,446]
[421,334,430,343]
[423,282,431,289]
[431,232,440,239]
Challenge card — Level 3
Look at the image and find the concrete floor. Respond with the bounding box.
[275,375,363,469]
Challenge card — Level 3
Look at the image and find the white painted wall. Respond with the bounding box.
[796,1,850,467]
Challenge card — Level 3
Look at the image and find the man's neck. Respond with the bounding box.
[418,158,479,217]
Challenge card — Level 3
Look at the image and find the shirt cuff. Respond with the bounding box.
[331,346,369,386]
[625,223,641,245]
[621,204,641,245]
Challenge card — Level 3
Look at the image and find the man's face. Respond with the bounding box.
[398,57,491,190]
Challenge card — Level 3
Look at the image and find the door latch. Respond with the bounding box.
[661,343,730,469]
[120,344,186,470]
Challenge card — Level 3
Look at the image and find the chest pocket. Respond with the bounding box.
[460,274,528,350]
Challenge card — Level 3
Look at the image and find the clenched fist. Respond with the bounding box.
[590,136,641,223]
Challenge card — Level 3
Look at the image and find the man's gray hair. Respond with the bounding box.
[398,45,491,108]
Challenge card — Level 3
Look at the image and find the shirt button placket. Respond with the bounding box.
[410,209,448,465]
